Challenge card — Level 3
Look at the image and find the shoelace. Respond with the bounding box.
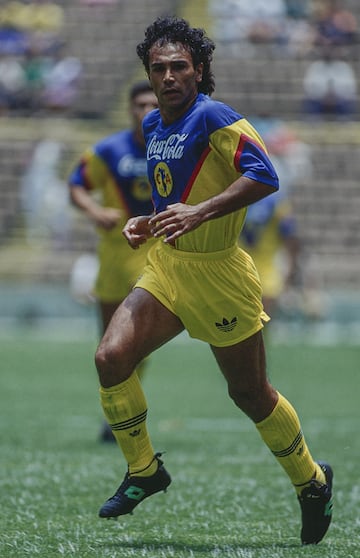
[110,473,132,501]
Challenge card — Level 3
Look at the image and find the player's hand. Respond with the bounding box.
[122,215,151,249]
[149,203,202,245]
[92,207,122,230]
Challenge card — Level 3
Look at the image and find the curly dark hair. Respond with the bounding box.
[136,15,216,96]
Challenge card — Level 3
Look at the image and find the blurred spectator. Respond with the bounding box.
[0,1,73,115]
[284,17,316,57]
[209,0,289,56]
[0,26,27,55]
[302,45,357,119]
[78,0,117,4]
[0,1,64,55]
[24,0,65,54]
[0,52,27,113]
[311,0,358,47]
[0,42,82,116]
[249,114,313,195]
[41,42,82,114]
[0,1,27,31]
[20,138,70,247]
[21,41,52,112]
[209,0,315,57]
[285,0,311,20]
[25,0,64,34]
[0,1,28,55]
[246,0,288,45]
[0,1,64,35]
[283,1,315,57]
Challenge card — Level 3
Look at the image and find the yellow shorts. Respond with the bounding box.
[135,242,270,347]
[94,239,154,302]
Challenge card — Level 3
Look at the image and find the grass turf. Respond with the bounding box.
[0,334,359,557]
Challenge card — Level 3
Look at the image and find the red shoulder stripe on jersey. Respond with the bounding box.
[81,161,94,191]
[234,133,266,171]
[181,146,211,202]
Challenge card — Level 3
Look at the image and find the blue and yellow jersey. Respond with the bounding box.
[143,93,279,253]
[68,129,155,301]
[69,129,154,242]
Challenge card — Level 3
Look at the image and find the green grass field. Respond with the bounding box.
[1,333,359,558]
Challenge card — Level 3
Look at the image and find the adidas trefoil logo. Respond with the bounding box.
[129,429,141,437]
[215,317,238,332]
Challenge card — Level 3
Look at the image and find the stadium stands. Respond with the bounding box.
[0,0,359,295]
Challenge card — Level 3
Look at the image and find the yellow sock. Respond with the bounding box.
[256,392,326,494]
[100,373,157,477]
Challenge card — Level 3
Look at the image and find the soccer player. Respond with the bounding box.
[68,80,158,441]
[95,16,333,545]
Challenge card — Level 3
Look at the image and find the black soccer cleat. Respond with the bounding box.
[298,461,334,545]
[99,453,171,518]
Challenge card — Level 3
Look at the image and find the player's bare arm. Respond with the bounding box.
[149,177,276,244]
[122,215,152,249]
[70,185,122,229]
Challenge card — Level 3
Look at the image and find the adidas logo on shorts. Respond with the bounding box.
[215,317,238,332]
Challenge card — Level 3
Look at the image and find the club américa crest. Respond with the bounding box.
[154,162,173,197]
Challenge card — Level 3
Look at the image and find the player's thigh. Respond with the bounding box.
[98,287,184,370]
[98,301,121,333]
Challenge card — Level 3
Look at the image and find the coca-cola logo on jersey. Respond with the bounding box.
[117,154,147,176]
[147,133,188,161]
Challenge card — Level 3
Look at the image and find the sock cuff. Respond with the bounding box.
[99,373,140,397]
[256,391,280,429]
[257,391,299,428]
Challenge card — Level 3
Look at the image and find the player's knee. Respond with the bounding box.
[228,381,277,421]
[228,381,266,413]
[95,339,138,386]
[95,341,121,376]
[228,384,258,408]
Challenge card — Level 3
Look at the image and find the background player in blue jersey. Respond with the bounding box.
[94,17,333,545]
[239,191,300,316]
[68,81,157,441]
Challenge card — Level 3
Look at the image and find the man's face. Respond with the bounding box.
[131,90,158,130]
[148,42,203,122]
